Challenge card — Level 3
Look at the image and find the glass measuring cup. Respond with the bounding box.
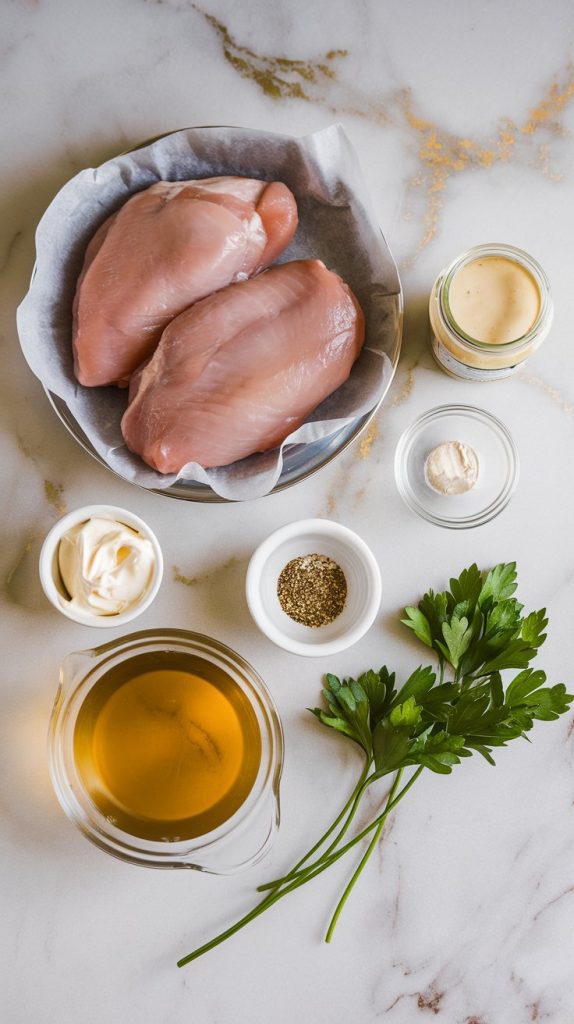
[48,629,283,873]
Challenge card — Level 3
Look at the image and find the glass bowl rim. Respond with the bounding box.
[394,403,520,529]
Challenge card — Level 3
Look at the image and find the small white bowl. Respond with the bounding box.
[246,519,381,657]
[39,504,163,627]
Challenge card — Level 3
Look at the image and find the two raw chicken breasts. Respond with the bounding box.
[72,176,364,471]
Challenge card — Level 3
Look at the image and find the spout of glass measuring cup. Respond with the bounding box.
[182,782,282,875]
[57,648,95,702]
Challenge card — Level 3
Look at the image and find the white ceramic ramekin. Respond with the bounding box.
[39,504,163,627]
[246,518,381,657]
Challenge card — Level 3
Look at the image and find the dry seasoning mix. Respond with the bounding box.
[277,554,347,627]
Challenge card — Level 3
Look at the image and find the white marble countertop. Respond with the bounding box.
[2,2,574,1021]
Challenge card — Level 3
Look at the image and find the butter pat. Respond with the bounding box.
[425,441,479,496]
[58,516,155,616]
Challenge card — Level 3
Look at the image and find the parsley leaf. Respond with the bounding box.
[401,606,433,647]
[407,731,469,774]
[448,563,483,610]
[506,669,572,722]
[521,609,548,648]
[392,665,436,706]
[310,668,400,759]
[478,640,537,675]
[479,562,517,610]
[310,673,372,756]
[484,599,523,639]
[357,667,395,728]
[389,696,422,729]
[438,616,474,669]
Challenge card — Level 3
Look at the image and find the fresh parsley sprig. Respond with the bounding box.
[177,563,572,968]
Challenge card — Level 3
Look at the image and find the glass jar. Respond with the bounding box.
[48,629,284,873]
[429,243,553,381]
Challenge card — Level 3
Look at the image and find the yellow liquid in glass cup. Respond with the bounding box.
[73,655,262,842]
[49,630,283,871]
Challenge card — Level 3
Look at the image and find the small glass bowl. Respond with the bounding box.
[246,518,381,657]
[394,405,519,529]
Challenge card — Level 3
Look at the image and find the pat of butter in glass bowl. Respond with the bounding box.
[39,504,163,626]
[394,406,519,529]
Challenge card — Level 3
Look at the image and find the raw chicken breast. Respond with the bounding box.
[72,177,298,387]
[121,259,364,472]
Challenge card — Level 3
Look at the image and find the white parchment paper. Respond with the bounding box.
[17,125,401,500]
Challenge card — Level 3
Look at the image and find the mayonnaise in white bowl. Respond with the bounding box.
[39,505,163,626]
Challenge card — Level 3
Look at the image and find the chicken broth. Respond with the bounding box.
[73,651,262,841]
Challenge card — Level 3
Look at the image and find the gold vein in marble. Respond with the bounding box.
[391,361,418,406]
[17,436,34,460]
[521,74,574,135]
[18,442,68,515]
[323,492,337,516]
[317,454,358,520]
[318,410,385,515]
[318,445,376,518]
[318,457,351,519]
[3,532,37,602]
[517,371,574,415]
[44,480,66,516]
[536,143,563,182]
[398,70,574,265]
[196,6,346,101]
[358,420,378,459]
[173,556,238,587]
[353,485,367,508]
[400,90,502,264]
[319,474,342,519]
[196,9,574,265]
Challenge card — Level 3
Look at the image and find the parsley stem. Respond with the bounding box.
[344,765,422,846]
[318,774,373,859]
[324,768,403,943]
[258,763,373,892]
[177,768,423,968]
[284,766,424,884]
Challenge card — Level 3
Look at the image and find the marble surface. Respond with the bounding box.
[2,2,574,1021]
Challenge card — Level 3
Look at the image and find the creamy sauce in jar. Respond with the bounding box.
[448,256,540,345]
[429,244,552,381]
